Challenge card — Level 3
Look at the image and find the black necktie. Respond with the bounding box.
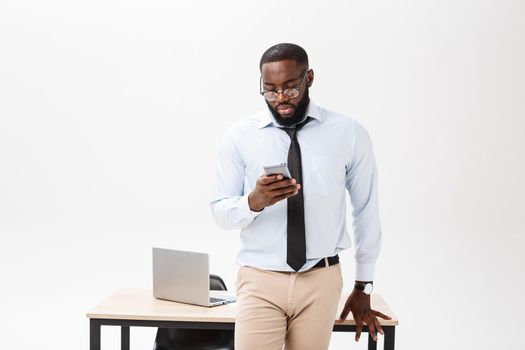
[281,118,310,271]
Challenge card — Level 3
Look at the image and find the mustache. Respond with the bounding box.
[276,103,294,109]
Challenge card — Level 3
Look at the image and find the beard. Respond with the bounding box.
[266,88,310,127]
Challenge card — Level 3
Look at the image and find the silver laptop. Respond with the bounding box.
[152,247,236,307]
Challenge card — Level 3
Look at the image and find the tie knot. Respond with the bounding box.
[280,117,310,139]
[283,127,297,139]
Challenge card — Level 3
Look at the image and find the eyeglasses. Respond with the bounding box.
[260,69,308,102]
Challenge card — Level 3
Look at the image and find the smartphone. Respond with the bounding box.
[263,163,292,179]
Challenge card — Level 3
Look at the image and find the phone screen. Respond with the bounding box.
[263,164,291,179]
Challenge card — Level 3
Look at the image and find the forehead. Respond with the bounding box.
[261,60,305,84]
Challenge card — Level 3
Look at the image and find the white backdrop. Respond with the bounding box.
[1,1,524,349]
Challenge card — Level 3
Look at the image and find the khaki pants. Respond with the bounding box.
[235,263,343,350]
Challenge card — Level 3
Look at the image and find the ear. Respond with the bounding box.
[307,69,314,87]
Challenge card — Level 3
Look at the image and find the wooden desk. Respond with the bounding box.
[87,289,398,350]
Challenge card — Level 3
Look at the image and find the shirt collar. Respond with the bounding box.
[257,100,323,129]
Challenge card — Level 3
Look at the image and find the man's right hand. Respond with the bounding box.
[248,174,301,212]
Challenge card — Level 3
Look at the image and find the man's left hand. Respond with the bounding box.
[338,289,392,342]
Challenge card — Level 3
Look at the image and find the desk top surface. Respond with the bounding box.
[87,289,398,326]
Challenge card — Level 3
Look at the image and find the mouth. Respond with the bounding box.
[276,104,295,116]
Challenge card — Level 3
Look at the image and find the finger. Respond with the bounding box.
[338,297,351,320]
[258,175,283,185]
[355,316,363,342]
[264,180,293,192]
[372,315,383,335]
[269,189,298,204]
[371,310,392,320]
[338,304,351,321]
[266,178,297,190]
[339,297,352,321]
[363,316,377,341]
[269,184,300,197]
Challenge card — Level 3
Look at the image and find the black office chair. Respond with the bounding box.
[153,274,235,350]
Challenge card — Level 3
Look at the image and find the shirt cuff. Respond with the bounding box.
[355,262,375,281]
[239,194,264,219]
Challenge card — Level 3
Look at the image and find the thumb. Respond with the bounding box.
[339,308,349,321]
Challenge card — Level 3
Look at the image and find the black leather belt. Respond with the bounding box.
[312,254,339,268]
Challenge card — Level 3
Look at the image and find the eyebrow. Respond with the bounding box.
[262,75,303,86]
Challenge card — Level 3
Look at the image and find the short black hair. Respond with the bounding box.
[259,43,309,71]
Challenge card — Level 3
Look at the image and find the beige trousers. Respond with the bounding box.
[235,263,343,350]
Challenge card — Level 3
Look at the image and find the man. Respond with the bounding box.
[210,43,390,350]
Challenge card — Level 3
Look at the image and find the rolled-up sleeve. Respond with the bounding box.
[346,121,382,281]
[210,129,262,230]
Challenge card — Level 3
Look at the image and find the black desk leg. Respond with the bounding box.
[368,332,378,350]
[121,326,130,350]
[90,319,101,350]
[383,326,395,350]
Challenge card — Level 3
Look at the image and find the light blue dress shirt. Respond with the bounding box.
[210,101,382,281]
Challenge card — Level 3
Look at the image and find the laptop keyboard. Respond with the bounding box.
[210,297,226,304]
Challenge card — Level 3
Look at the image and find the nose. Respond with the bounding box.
[276,90,289,103]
